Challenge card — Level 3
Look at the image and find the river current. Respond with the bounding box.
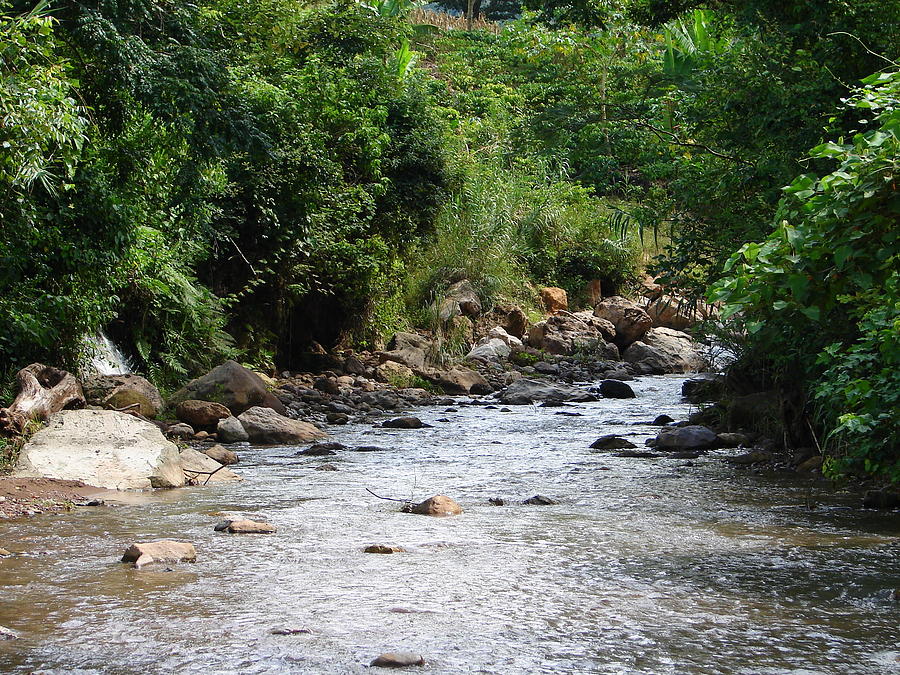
[0,375,898,674]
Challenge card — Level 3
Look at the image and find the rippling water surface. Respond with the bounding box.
[1,375,898,674]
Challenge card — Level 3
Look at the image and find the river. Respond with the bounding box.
[0,375,898,674]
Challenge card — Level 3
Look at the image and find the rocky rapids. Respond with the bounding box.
[0,374,898,673]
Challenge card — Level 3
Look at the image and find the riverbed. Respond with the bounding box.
[1,375,898,674]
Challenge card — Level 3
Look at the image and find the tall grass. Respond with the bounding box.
[410,8,502,34]
[405,158,640,322]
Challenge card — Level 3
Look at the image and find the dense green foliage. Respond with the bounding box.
[2,0,899,481]
[712,71,900,483]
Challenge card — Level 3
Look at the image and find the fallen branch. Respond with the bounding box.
[0,364,84,436]
[365,488,412,503]
[184,463,227,486]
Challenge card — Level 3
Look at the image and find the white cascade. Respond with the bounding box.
[82,332,134,376]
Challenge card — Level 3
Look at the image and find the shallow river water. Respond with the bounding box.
[1,375,898,674]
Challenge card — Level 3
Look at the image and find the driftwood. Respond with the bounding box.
[0,364,85,436]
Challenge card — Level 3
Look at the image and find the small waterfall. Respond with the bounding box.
[82,332,134,376]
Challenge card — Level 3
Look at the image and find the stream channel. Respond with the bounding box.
[0,375,898,674]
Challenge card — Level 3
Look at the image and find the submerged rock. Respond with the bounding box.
[364,544,406,554]
[218,519,277,534]
[523,495,559,505]
[404,495,462,517]
[297,442,345,456]
[382,416,425,429]
[862,490,900,510]
[270,627,311,636]
[315,463,339,471]
[590,435,637,450]
[0,625,20,640]
[121,540,196,569]
[370,652,425,668]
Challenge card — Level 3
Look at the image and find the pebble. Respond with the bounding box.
[522,495,559,506]
[370,652,425,668]
[364,545,406,554]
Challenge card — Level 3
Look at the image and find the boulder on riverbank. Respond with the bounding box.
[179,448,241,483]
[237,406,326,445]
[527,312,618,358]
[15,410,185,490]
[593,296,652,348]
[170,360,285,416]
[175,399,231,430]
[623,328,707,374]
[497,378,597,405]
[82,374,163,418]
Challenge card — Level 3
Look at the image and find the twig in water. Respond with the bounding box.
[365,488,411,503]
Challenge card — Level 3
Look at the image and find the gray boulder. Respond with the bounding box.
[14,410,184,489]
[217,416,249,443]
[179,448,241,483]
[653,425,718,450]
[466,337,511,362]
[170,360,285,416]
[497,378,598,405]
[623,328,707,374]
[598,379,635,399]
[237,406,326,445]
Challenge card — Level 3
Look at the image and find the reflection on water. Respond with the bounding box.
[0,376,898,674]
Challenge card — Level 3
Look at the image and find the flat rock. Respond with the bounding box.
[497,378,597,405]
[615,450,661,458]
[0,548,12,557]
[315,463,338,471]
[220,519,277,534]
[364,544,406,554]
[166,422,195,440]
[382,417,424,429]
[405,495,462,517]
[270,627,311,636]
[352,445,390,452]
[370,652,425,668]
[590,435,637,450]
[121,540,196,569]
[14,410,185,490]
[237,406,326,445]
[297,442,345,456]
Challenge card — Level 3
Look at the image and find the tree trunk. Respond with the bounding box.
[0,364,85,435]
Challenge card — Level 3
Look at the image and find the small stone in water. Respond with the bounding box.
[500,408,512,412]
[218,519,277,534]
[0,625,19,640]
[370,652,425,668]
[652,414,675,425]
[315,463,338,471]
[364,544,405,554]
[488,497,505,506]
[0,548,12,557]
[523,495,559,506]
[271,627,311,635]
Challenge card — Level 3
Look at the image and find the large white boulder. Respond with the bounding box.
[14,410,185,490]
